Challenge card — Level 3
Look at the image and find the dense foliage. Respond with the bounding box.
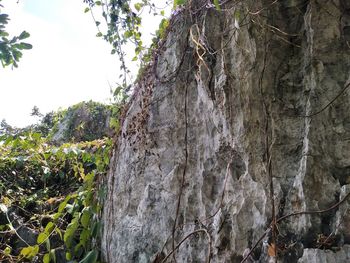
[0,100,116,262]
[0,131,111,262]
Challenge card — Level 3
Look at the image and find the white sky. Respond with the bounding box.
[0,0,169,127]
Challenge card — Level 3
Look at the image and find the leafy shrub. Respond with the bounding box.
[0,132,111,262]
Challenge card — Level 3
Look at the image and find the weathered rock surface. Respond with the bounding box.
[102,0,350,262]
[297,245,350,263]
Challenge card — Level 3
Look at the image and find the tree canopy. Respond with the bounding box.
[0,0,32,68]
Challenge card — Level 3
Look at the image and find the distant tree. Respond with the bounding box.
[0,118,13,135]
[0,0,32,68]
[30,105,43,117]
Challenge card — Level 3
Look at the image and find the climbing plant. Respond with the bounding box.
[0,131,111,262]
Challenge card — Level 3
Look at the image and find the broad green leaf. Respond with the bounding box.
[20,245,39,260]
[66,252,72,261]
[4,246,11,255]
[43,253,50,263]
[79,228,90,247]
[55,227,63,240]
[18,31,30,40]
[173,0,186,8]
[45,221,55,234]
[79,249,98,263]
[18,42,32,50]
[234,10,240,29]
[45,238,51,252]
[50,249,57,263]
[124,30,133,38]
[213,0,221,10]
[84,7,90,13]
[134,3,142,12]
[37,232,49,244]
[74,243,84,258]
[63,217,79,248]
[91,221,101,238]
[0,31,9,37]
[0,14,9,24]
[84,172,94,185]
[80,208,91,228]
[58,195,71,213]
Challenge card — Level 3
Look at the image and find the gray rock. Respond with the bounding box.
[102,0,350,262]
[297,245,350,263]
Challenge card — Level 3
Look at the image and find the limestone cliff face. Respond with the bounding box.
[102,1,350,262]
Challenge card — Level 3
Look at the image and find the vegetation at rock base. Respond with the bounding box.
[0,102,113,263]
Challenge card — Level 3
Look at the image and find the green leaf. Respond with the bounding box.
[84,172,94,185]
[79,249,98,263]
[74,243,84,257]
[55,228,63,240]
[58,195,71,213]
[20,245,39,260]
[213,0,221,10]
[50,249,57,263]
[63,217,79,248]
[84,7,90,13]
[96,32,103,37]
[45,221,55,234]
[18,42,32,50]
[43,253,50,263]
[173,0,186,8]
[0,31,9,37]
[95,1,102,6]
[123,30,133,38]
[18,31,30,40]
[4,246,11,255]
[80,208,91,228]
[91,221,101,238]
[0,14,9,24]
[79,228,90,247]
[134,3,142,12]
[37,232,49,244]
[45,238,51,251]
[66,252,72,261]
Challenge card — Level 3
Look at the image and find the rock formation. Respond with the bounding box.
[50,101,112,144]
[102,0,350,262]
